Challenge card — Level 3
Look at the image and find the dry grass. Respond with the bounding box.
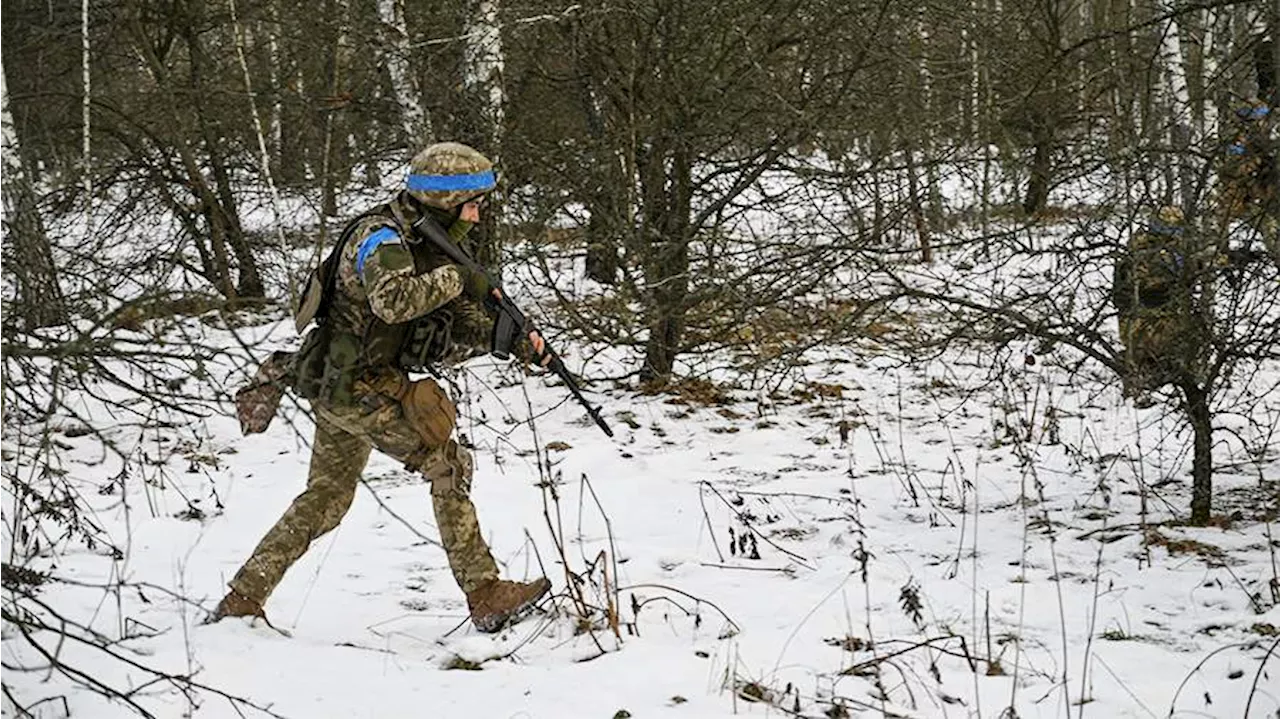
[1142,529,1227,562]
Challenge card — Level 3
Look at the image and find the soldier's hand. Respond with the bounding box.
[529,330,552,367]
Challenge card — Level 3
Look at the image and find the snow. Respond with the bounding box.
[5,191,1280,719]
[5,295,1278,719]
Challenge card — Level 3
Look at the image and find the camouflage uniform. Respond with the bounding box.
[1112,206,1210,401]
[1218,99,1275,224]
[220,143,549,632]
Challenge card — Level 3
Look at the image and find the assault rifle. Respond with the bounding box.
[410,215,614,438]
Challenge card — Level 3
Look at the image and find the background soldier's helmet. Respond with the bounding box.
[1156,205,1184,226]
[1234,98,1270,123]
[406,142,497,209]
[1148,205,1185,237]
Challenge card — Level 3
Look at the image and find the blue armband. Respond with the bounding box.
[356,228,402,275]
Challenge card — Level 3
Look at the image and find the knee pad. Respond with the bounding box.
[428,440,474,497]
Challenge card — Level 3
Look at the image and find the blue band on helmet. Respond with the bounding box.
[1236,106,1270,120]
[1227,143,1246,155]
[1148,221,1184,237]
[407,169,496,193]
[356,227,401,275]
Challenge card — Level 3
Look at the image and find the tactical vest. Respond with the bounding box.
[292,205,458,405]
[1113,231,1188,314]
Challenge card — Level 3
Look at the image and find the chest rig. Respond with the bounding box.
[293,204,460,405]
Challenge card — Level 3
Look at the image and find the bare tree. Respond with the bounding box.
[510,0,887,382]
[2,60,67,331]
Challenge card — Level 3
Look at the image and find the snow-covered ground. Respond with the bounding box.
[4,293,1279,718]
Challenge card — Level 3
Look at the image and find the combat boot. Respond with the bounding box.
[206,588,266,624]
[466,577,551,633]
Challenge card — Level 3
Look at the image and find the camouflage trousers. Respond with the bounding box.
[1118,310,1202,395]
[229,377,498,605]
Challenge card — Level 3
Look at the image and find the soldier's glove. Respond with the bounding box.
[462,266,493,303]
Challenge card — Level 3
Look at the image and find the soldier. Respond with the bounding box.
[215,142,551,633]
[1219,98,1275,223]
[1112,206,1210,408]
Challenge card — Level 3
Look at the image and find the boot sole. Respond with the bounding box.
[473,582,551,634]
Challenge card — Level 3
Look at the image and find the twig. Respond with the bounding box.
[359,477,442,548]
[839,634,974,676]
[698,483,727,562]
[616,582,741,635]
[1243,636,1280,719]
[580,474,622,641]
[1090,655,1160,719]
[1166,641,1256,715]
[699,562,797,575]
[700,481,814,569]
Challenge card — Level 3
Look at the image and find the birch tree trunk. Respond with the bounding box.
[82,0,93,240]
[917,8,940,259]
[979,0,998,233]
[264,0,284,174]
[1157,1,1194,206]
[463,0,505,269]
[464,0,505,152]
[377,0,428,146]
[1200,8,1222,143]
[2,63,68,331]
[231,0,292,304]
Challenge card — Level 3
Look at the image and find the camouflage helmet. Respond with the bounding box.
[1156,205,1184,225]
[1148,205,1185,237]
[406,142,497,209]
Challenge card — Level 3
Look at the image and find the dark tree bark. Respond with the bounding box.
[638,138,692,382]
[123,1,263,301]
[3,170,68,331]
[574,34,621,285]
[183,14,264,299]
[1180,379,1214,525]
[2,62,67,331]
[904,140,932,263]
[1023,115,1053,216]
[585,191,622,285]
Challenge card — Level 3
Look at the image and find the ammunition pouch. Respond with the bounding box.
[401,378,457,449]
[398,310,455,372]
[322,332,362,406]
[356,371,456,453]
[293,322,362,406]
